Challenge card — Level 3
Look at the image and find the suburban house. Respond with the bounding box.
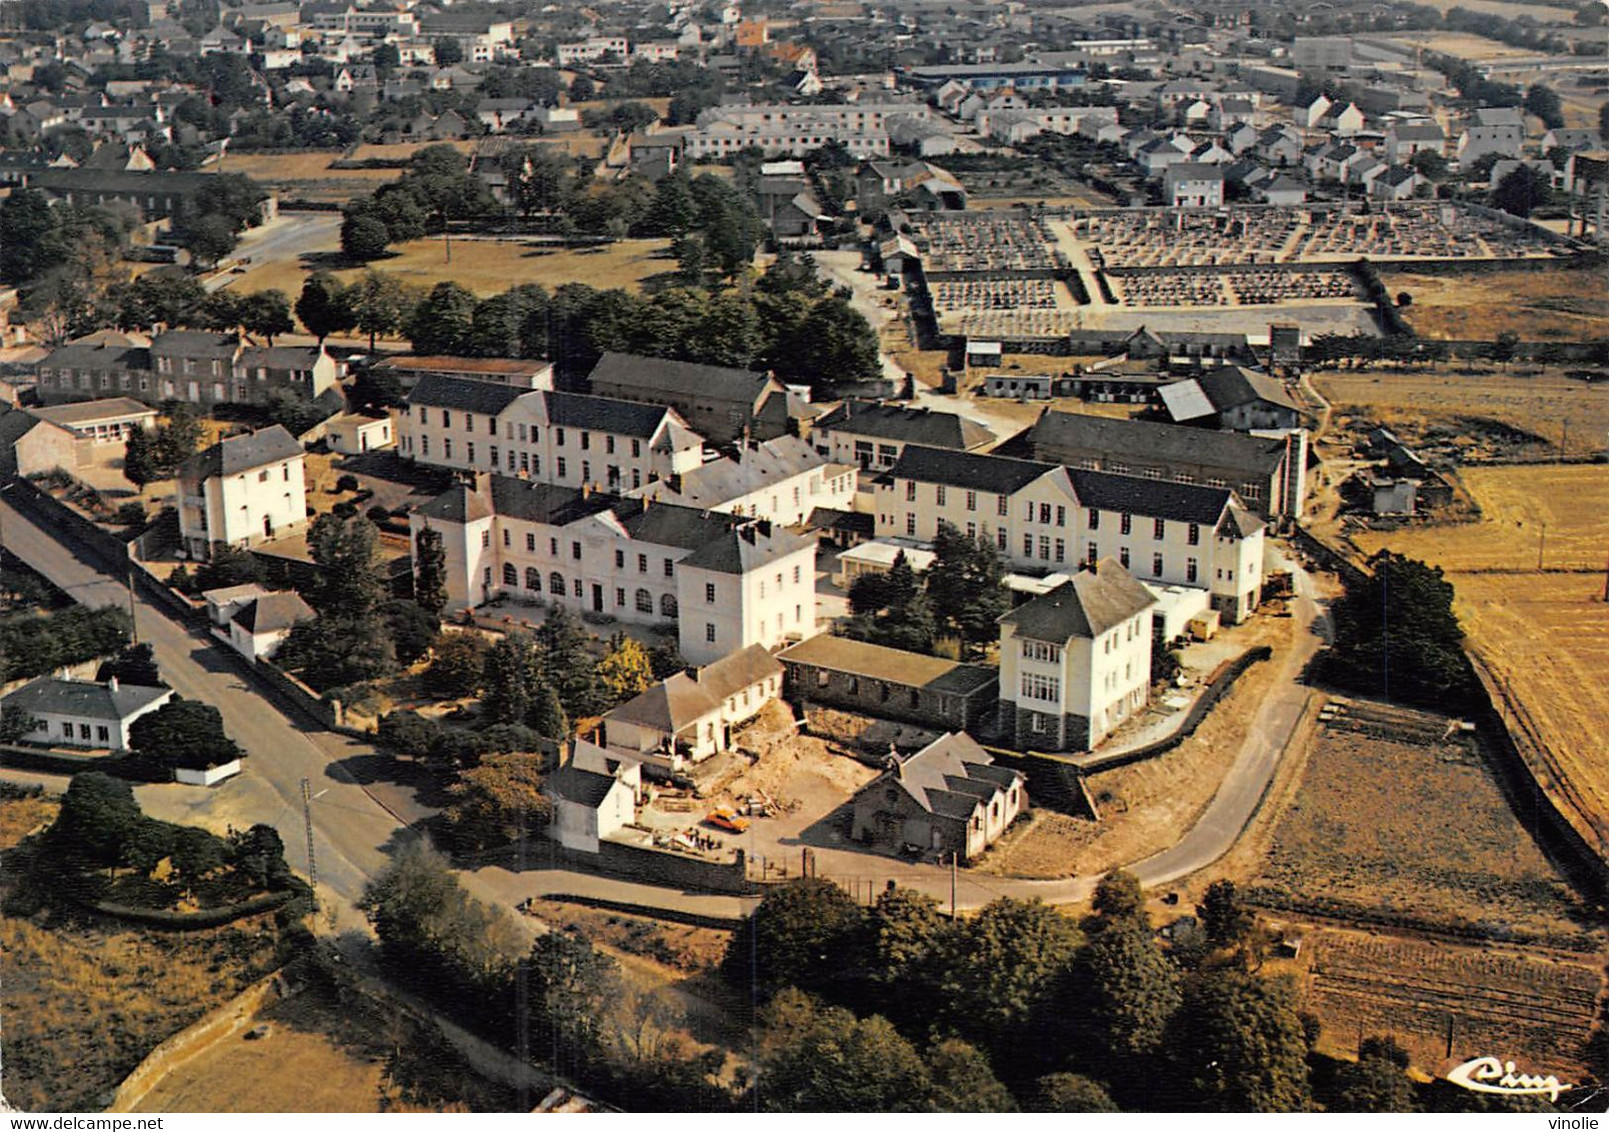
[586,352,816,445]
[400,374,706,492]
[1006,408,1304,522]
[811,400,998,472]
[600,644,783,777]
[778,634,999,732]
[848,732,1024,862]
[407,473,819,664]
[543,740,642,854]
[874,445,1267,623]
[176,425,308,560]
[1163,162,1225,207]
[226,590,315,661]
[1457,107,1525,166]
[1157,367,1305,431]
[325,412,394,455]
[1384,121,1444,165]
[2,675,173,751]
[998,558,1158,751]
[628,435,857,527]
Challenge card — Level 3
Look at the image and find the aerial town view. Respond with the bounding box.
[0,0,1606,1118]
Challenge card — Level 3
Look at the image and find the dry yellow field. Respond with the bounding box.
[234,235,675,299]
[1354,465,1609,857]
[1393,30,1546,59]
[1316,369,1609,457]
[1382,265,1609,342]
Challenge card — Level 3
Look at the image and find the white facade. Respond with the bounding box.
[4,677,173,752]
[176,429,308,559]
[326,413,394,454]
[676,529,818,665]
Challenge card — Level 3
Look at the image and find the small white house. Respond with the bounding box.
[203,582,273,627]
[326,412,395,455]
[543,740,642,853]
[228,591,316,661]
[2,675,173,751]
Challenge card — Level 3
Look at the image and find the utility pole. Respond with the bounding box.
[125,564,139,646]
[1537,518,1547,572]
[949,852,958,921]
[300,777,318,891]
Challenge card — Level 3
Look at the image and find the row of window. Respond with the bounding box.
[415,407,646,459]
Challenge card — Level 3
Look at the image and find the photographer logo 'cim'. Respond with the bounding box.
[1446,1056,1572,1103]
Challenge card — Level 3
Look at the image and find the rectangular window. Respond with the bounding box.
[1152,552,1163,577]
[1188,523,1200,546]
[615,549,625,569]
[502,529,510,547]
[1119,547,1130,568]
[550,537,558,556]
[706,583,716,603]
[1121,512,1132,535]
[1054,538,1065,562]
[466,442,476,463]
[1056,505,1066,527]
[1088,508,1099,529]
[638,553,648,573]
[556,427,566,446]
[1021,672,1061,702]
[665,558,675,578]
[906,514,917,536]
[997,529,1008,552]
[1023,534,1033,558]
[526,532,536,552]
[580,431,590,450]
[1039,535,1050,560]
[605,435,615,454]
[1022,639,1061,663]
[557,457,567,478]
[966,521,977,539]
[443,438,452,459]
[1154,517,1165,540]
[997,495,1008,517]
[481,530,490,548]
[965,490,976,512]
[705,623,716,643]
[905,481,916,502]
[571,541,581,560]
[936,485,946,506]
[616,587,625,606]
[1186,557,1198,583]
[442,411,452,428]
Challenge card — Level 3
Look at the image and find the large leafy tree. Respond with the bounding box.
[1325,551,1469,704]
[756,990,935,1112]
[405,280,477,355]
[1031,1073,1120,1113]
[308,512,386,615]
[1163,970,1313,1112]
[534,604,602,720]
[596,633,654,707]
[524,930,624,1081]
[443,752,551,850]
[295,271,354,343]
[1062,920,1182,1067]
[414,524,449,616]
[128,699,244,774]
[933,898,1080,1056]
[926,522,1009,658]
[722,878,867,1001]
[926,1038,1017,1113]
[481,631,542,726]
[347,270,414,350]
[1332,1037,1417,1113]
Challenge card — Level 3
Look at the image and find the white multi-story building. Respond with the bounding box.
[875,446,1265,623]
[400,375,705,492]
[630,435,856,527]
[409,473,819,664]
[997,558,1158,751]
[177,425,307,560]
[556,36,629,65]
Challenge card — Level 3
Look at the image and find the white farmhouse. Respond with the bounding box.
[176,425,307,560]
[227,590,315,662]
[3,675,173,751]
[542,740,642,854]
[997,558,1158,751]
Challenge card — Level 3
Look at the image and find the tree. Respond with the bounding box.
[383,599,439,665]
[1198,879,1253,949]
[596,633,654,707]
[154,402,203,469]
[414,525,449,616]
[933,897,1080,1056]
[755,990,935,1112]
[192,544,266,592]
[527,684,569,741]
[377,709,441,758]
[342,213,391,262]
[926,1038,1016,1112]
[128,699,244,774]
[867,884,948,1004]
[1491,164,1550,218]
[276,615,396,690]
[237,289,295,345]
[0,703,37,743]
[227,823,293,889]
[348,270,412,349]
[1063,920,1182,1065]
[123,426,159,488]
[307,511,386,615]
[722,878,867,1000]
[790,293,881,395]
[1031,1073,1120,1112]
[644,170,697,237]
[1524,83,1565,130]
[433,36,463,66]
[405,281,477,355]
[925,522,1009,658]
[185,212,238,267]
[534,604,602,720]
[47,771,145,868]
[1332,1036,1417,1113]
[569,74,596,102]
[0,188,56,285]
[1409,148,1448,181]
[481,631,543,725]
[443,752,551,849]
[424,633,491,700]
[525,930,624,1081]
[1090,868,1147,928]
[1324,551,1469,705]
[295,271,354,343]
[96,643,163,688]
[1164,970,1312,1112]
[1489,329,1520,366]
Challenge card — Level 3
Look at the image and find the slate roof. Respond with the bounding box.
[179,425,302,480]
[643,436,828,509]
[149,329,241,360]
[814,400,996,450]
[30,397,154,427]
[38,340,148,372]
[544,390,691,443]
[777,635,997,696]
[999,558,1158,642]
[884,445,1055,495]
[868,732,1020,822]
[3,675,169,722]
[1020,410,1289,477]
[1067,468,1237,525]
[543,763,619,808]
[678,521,814,574]
[588,351,774,408]
[407,372,532,415]
[231,590,314,634]
[606,644,782,734]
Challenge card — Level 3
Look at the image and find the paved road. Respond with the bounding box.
[204,212,342,293]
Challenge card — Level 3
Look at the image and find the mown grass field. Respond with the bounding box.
[1381,265,1609,342]
[233,235,676,299]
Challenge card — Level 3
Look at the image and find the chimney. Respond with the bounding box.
[108,675,119,693]
[581,482,592,499]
